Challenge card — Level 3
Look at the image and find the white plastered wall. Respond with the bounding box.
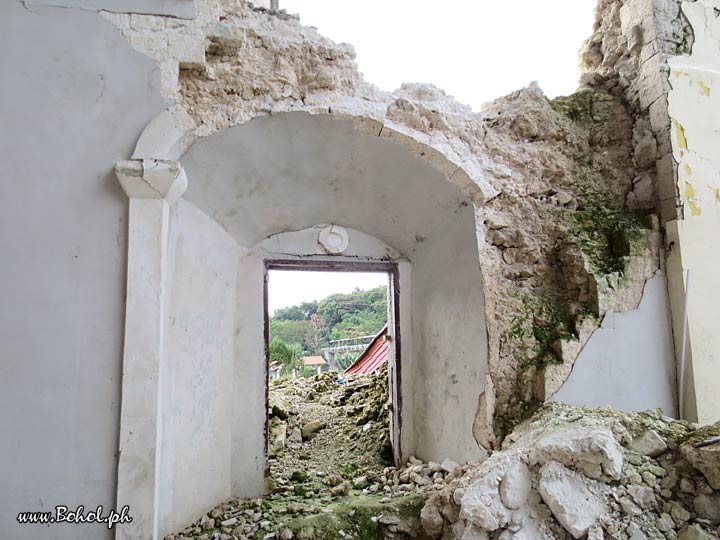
[177,112,491,466]
[551,272,677,416]
[411,202,489,464]
[666,0,720,424]
[115,109,492,538]
[158,199,239,537]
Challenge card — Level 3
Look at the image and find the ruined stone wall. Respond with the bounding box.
[581,0,691,223]
[102,0,676,446]
[474,85,662,443]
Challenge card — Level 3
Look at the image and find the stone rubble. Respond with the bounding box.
[164,395,720,540]
[418,403,720,540]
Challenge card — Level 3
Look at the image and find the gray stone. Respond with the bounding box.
[461,526,489,540]
[538,461,609,539]
[352,475,369,489]
[627,522,647,540]
[269,420,287,451]
[694,493,720,524]
[630,430,668,458]
[420,497,445,538]
[499,460,532,510]
[460,463,512,531]
[628,484,657,509]
[270,397,290,420]
[669,501,691,526]
[301,420,324,441]
[679,525,715,540]
[656,513,674,532]
[531,427,623,480]
[441,458,462,474]
[680,478,696,493]
[621,496,643,516]
[288,427,303,444]
[682,440,720,490]
[634,133,658,169]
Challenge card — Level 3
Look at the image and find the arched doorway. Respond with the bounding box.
[115,110,489,540]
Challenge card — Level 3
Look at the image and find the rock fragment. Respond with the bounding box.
[694,493,720,523]
[630,430,668,457]
[420,496,445,538]
[531,427,623,480]
[499,460,532,510]
[441,458,462,474]
[538,461,609,539]
[301,420,324,441]
[682,435,720,490]
[679,524,716,540]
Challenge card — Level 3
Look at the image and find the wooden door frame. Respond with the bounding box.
[262,258,403,468]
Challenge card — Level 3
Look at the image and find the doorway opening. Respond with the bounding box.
[263,259,402,498]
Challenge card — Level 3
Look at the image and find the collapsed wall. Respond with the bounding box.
[422,403,720,540]
[103,0,679,445]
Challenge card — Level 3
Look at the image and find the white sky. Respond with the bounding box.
[268,270,389,314]
[282,0,598,110]
[269,1,597,311]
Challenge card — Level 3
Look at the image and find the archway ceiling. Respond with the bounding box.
[182,112,474,256]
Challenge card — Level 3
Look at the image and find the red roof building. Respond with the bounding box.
[303,355,327,375]
[302,356,326,366]
[344,325,389,376]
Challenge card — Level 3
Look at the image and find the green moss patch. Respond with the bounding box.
[279,494,425,540]
[566,185,652,277]
[509,288,578,371]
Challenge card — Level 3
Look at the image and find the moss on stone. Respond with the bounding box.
[551,89,599,121]
[565,185,652,277]
[509,287,578,371]
[495,398,543,442]
[678,421,720,447]
[280,494,424,540]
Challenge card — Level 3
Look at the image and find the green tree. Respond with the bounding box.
[269,338,303,376]
[269,284,388,359]
[269,319,312,347]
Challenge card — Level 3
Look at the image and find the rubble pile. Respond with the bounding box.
[165,400,720,540]
[267,366,392,490]
[165,368,419,540]
[420,403,720,540]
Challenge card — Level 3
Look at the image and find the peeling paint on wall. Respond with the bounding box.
[666,0,720,424]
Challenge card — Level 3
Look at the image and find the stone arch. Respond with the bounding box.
[130,103,498,206]
[115,106,493,540]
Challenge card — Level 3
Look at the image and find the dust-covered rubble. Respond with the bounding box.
[419,403,720,540]
[165,399,720,540]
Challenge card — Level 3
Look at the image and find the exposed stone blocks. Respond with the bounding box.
[583,0,685,224]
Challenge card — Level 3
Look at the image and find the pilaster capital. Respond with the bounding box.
[115,159,188,205]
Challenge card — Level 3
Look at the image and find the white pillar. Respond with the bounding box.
[114,159,187,540]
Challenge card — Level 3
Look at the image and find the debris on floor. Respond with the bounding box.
[165,383,720,540]
[421,402,720,540]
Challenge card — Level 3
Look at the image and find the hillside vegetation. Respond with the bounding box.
[270,285,388,375]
